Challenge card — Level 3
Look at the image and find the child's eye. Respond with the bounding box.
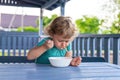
[66,41,69,43]
[58,40,63,42]
[58,40,69,43]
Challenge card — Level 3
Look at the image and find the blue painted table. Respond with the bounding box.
[0,62,120,80]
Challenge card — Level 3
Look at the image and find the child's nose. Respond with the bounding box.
[62,42,66,47]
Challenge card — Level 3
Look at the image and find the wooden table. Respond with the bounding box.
[0,62,120,80]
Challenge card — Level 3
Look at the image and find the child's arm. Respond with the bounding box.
[27,39,54,60]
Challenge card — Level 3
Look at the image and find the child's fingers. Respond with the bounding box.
[70,57,82,66]
[46,40,53,44]
[44,40,54,49]
[76,57,82,65]
[70,60,76,66]
[65,51,72,57]
[70,58,78,66]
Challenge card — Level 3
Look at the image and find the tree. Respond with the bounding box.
[17,26,39,32]
[43,14,58,28]
[36,14,58,28]
[102,13,120,34]
[110,13,120,33]
[17,14,58,32]
[75,16,104,34]
[113,0,120,9]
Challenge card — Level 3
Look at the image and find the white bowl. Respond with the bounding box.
[48,57,72,67]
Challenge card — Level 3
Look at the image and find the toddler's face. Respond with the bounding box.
[52,34,71,49]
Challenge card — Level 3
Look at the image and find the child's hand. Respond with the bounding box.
[43,39,54,49]
[70,56,82,66]
[65,51,72,57]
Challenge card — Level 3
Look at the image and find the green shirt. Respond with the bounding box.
[35,37,71,64]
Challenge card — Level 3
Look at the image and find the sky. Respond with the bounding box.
[0,0,118,21]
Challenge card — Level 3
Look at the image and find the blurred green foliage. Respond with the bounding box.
[110,13,120,34]
[102,13,120,34]
[17,14,58,32]
[17,26,39,32]
[113,0,120,9]
[75,16,104,34]
[43,14,58,28]
[16,13,120,34]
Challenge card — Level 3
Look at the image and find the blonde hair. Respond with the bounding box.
[44,16,79,39]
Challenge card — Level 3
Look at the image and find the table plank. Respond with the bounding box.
[0,62,120,80]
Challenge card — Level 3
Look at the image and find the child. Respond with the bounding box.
[27,16,82,66]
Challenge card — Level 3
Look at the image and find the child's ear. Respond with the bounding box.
[50,34,54,38]
[49,33,53,37]
[49,37,53,40]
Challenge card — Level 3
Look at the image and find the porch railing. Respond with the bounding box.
[0,32,120,65]
[72,34,120,65]
[0,32,39,56]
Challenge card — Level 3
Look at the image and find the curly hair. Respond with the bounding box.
[44,16,79,39]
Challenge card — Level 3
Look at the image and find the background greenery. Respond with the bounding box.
[16,12,120,34]
[6,0,120,34]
